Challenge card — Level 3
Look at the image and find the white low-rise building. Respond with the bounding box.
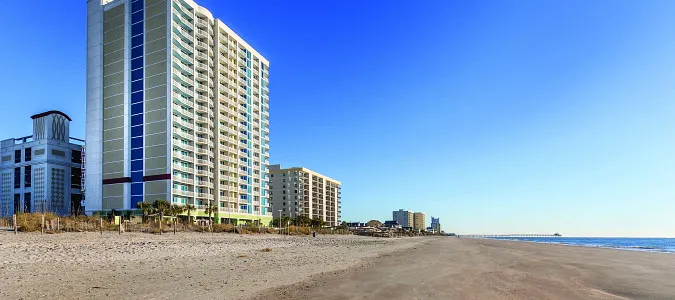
[0,111,84,216]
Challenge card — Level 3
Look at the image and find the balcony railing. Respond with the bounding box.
[173,82,194,98]
[172,189,194,197]
[196,192,210,199]
[174,118,194,130]
[196,18,209,27]
[175,142,194,153]
[175,177,194,185]
[173,49,194,65]
[175,153,194,163]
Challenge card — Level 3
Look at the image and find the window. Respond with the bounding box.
[14,168,20,189]
[71,167,82,189]
[24,166,31,188]
[13,194,20,213]
[14,150,20,163]
[72,149,82,164]
[25,148,31,162]
[24,193,31,213]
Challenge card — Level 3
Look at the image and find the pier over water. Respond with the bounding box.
[458,233,562,238]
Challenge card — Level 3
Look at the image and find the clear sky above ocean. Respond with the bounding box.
[1,0,674,237]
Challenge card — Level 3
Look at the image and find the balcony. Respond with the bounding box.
[175,142,194,152]
[172,36,193,55]
[172,164,192,173]
[172,128,192,140]
[173,82,194,98]
[172,25,194,44]
[195,115,209,124]
[172,58,193,75]
[172,13,193,33]
[172,189,194,198]
[196,158,210,166]
[196,18,209,28]
[174,118,194,130]
[196,51,208,61]
[195,83,208,93]
[172,104,194,120]
[196,147,211,155]
[175,176,194,185]
[196,192,210,199]
[173,49,194,65]
[175,153,194,163]
[196,29,209,39]
[196,62,208,71]
[172,92,192,105]
[195,105,208,114]
[196,40,209,50]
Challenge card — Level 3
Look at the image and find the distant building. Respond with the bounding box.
[269,165,341,226]
[346,222,366,228]
[382,220,401,229]
[0,111,84,217]
[393,209,413,228]
[431,217,441,232]
[413,212,425,231]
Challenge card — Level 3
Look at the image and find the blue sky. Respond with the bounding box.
[1,0,674,237]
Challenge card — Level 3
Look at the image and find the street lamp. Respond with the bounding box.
[277,209,283,234]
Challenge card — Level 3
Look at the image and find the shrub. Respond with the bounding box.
[212,223,235,233]
[288,226,311,235]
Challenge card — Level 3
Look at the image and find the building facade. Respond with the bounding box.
[393,209,413,228]
[431,216,441,232]
[269,165,341,226]
[413,211,425,231]
[86,0,271,224]
[0,111,84,217]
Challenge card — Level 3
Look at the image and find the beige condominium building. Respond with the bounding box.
[413,211,425,231]
[86,0,271,224]
[269,165,342,226]
[393,209,413,228]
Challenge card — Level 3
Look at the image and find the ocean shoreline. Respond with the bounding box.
[480,236,675,254]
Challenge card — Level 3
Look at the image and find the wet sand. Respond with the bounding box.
[253,237,675,300]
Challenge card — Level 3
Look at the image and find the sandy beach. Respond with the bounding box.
[256,237,675,300]
[0,232,422,299]
[1,233,674,299]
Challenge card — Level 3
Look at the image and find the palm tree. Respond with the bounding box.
[169,204,185,234]
[204,201,218,232]
[152,199,171,235]
[184,204,195,225]
[170,204,185,219]
[136,202,152,224]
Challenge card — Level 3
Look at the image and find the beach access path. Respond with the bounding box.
[253,237,675,300]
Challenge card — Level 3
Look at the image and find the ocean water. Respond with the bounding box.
[488,237,675,253]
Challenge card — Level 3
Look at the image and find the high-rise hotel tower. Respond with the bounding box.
[85,0,271,224]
